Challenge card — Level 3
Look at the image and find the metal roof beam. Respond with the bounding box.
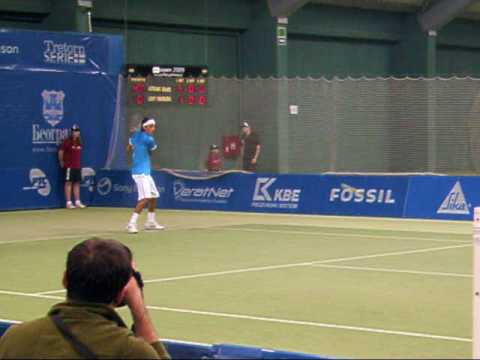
[267,0,310,17]
[418,0,476,32]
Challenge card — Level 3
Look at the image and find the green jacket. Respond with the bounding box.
[0,301,170,359]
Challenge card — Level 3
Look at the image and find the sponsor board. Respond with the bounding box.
[81,168,96,192]
[320,175,408,217]
[173,179,234,205]
[0,44,19,55]
[0,29,123,75]
[91,170,168,208]
[404,176,477,220]
[96,177,136,196]
[251,177,302,209]
[22,168,51,197]
[329,183,396,204]
[436,181,470,215]
[43,40,86,65]
[32,90,69,152]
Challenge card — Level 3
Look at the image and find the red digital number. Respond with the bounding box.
[188,84,196,94]
[198,84,206,93]
[135,95,145,105]
[176,84,184,93]
[178,96,185,104]
[133,84,145,93]
[188,95,196,105]
[198,96,207,106]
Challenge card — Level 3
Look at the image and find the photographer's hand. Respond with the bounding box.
[123,275,159,344]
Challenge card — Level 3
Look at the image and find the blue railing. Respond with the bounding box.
[0,321,329,359]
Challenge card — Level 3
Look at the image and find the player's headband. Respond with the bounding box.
[142,118,156,128]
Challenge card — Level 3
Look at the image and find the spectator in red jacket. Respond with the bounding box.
[206,144,223,172]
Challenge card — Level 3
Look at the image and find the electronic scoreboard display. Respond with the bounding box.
[126,64,208,106]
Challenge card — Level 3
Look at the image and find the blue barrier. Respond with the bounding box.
[0,29,122,210]
[0,29,123,75]
[89,170,480,221]
[2,166,480,222]
[319,175,409,218]
[0,321,329,359]
[404,175,475,220]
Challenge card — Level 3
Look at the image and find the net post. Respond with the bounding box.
[474,207,480,358]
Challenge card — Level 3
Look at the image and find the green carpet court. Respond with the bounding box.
[0,208,474,358]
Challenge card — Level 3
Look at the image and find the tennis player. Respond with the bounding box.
[126,117,164,234]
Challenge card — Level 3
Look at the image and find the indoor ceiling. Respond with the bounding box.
[310,0,480,19]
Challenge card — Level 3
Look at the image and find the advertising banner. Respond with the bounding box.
[91,170,168,209]
[0,70,118,171]
[161,173,321,214]
[0,167,62,210]
[0,166,97,211]
[318,175,409,218]
[404,175,480,220]
[163,173,247,211]
[0,29,123,75]
[245,174,320,214]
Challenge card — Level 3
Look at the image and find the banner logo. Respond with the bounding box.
[22,168,51,197]
[0,44,19,55]
[43,40,86,65]
[329,183,396,204]
[33,90,69,147]
[437,181,470,215]
[42,90,65,127]
[96,177,112,196]
[252,177,301,209]
[96,177,136,196]
[253,178,276,201]
[173,180,234,204]
[81,168,96,192]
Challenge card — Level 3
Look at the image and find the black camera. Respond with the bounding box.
[117,270,144,307]
[132,270,144,290]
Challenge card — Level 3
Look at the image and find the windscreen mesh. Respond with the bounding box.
[107,77,480,174]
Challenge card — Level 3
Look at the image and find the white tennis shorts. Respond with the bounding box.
[132,174,159,201]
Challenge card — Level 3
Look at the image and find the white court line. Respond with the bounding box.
[0,290,63,301]
[311,264,472,278]
[0,289,471,343]
[32,243,471,295]
[310,244,470,265]
[146,305,471,343]
[0,224,231,246]
[33,289,66,296]
[219,227,471,244]
[141,244,471,285]
[0,233,117,245]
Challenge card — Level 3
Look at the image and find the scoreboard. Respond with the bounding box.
[126,65,208,106]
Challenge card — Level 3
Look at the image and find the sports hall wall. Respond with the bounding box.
[3,0,480,78]
[0,28,123,209]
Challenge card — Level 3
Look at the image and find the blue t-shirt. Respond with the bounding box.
[130,131,157,175]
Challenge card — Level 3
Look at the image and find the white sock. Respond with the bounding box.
[75,200,82,205]
[148,212,156,223]
[129,212,139,225]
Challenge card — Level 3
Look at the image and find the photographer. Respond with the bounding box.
[0,238,170,359]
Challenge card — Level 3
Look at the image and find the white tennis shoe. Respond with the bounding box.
[75,201,86,208]
[127,223,138,234]
[144,221,165,230]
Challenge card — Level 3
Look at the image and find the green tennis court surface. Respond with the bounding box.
[0,208,473,358]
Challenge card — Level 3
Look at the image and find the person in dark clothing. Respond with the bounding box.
[0,238,170,359]
[240,122,261,172]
